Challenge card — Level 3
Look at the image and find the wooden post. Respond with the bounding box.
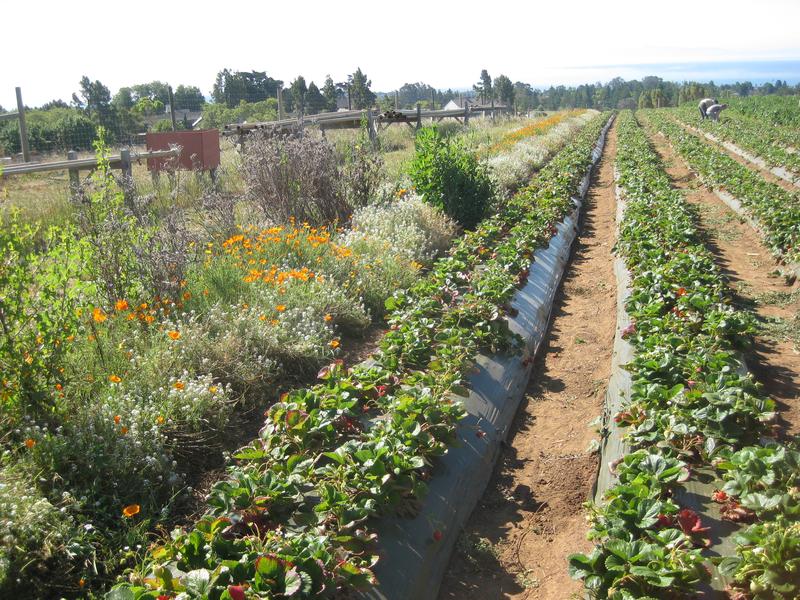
[277,88,284,120]
[416,103,421,130]
[119,149,132,178]
[15,87,30,163]
[464,102,470,125]
[67,151,79,191]
[431,89,435,111]
[367,110,378,149]
[168,86,177,131]
[394,91,399,110]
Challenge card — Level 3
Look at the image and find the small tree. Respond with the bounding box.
[322,75,339,111]
[348,68,376,109]
[305,82,328,115]
[493,74,515,107]
[473,69,493,104]
[290,76,308,115]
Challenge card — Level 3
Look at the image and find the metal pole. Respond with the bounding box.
[15,87,30,162]
[168,86,177,131]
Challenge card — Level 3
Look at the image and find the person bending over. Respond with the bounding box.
[705,103,728,122]
[698,97,717,120]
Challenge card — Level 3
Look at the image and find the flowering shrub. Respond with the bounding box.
[0,466,90,597]
[343,195,459,266]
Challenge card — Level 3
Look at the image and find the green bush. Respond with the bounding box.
[409,126,493,229]
[0,108,97,154]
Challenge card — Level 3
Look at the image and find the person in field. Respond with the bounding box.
[706,103,728,122]
[698,97,717,120]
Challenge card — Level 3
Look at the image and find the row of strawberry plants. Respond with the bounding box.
[568,110,799,599]
[108,114,611,600]
[642,109,799,266]
[670,104,800,176]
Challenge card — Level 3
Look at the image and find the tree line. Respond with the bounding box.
[1,68,798,155]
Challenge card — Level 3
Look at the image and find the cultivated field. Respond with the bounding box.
[1,95,799,600]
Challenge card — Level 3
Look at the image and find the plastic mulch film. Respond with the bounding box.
[356,116,614,600]
[593,171,746,598]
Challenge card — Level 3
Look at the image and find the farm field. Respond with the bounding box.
[2,91,800,600]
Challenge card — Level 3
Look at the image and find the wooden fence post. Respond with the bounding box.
[416,103,422,130]
[367,110,378,149]
[277,88,284,120]
[119,149,132,178]
[168,86,177,131]
[67,151,79,194]
[15,87,30,163]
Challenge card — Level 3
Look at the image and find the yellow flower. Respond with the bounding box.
[108,374,122,383]
[209,386,218,394]
[92,308,107,323]
[115,299,129,311]
[167,330,181,340]
[122,504,140,518]
[329,340,340,349]
[156,415,165,425]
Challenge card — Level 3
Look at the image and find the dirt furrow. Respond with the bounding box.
[644,118,800,437]
[437,123,619,600]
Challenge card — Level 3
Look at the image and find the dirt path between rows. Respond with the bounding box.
[644,118,800,437]
[437,123,619,600]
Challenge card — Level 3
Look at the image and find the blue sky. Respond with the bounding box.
[3,0,799,108]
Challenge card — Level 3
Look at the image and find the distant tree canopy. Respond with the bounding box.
[493,74,514,106]
[173,85,205,111]
[474,69,492,104]
[348,68,376,109]
[212,69,282,107]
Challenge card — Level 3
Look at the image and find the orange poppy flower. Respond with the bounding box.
[92,308,107,323]
[324,314,333,322]
[156,416,165,425]
[55,383,63,391]
[167,330,181,340]
[173,382,185,391]
[122,504,140,517]
[24,438,36,449]
[108,374,122,383]
[276,305,286,312]
[329,340,340,349]
[120,426,129,435]
[114,415,121,424]
[115,299,129,311]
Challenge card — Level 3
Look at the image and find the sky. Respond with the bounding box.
[3,0,800,108]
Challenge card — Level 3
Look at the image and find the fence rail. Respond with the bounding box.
[221,104,510,138]
[0,148,180,178]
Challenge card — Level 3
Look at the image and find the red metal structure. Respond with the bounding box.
[145,130,220,174]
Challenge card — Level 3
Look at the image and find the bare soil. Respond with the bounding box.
[645,122,800,437]
[437,123,619,600]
